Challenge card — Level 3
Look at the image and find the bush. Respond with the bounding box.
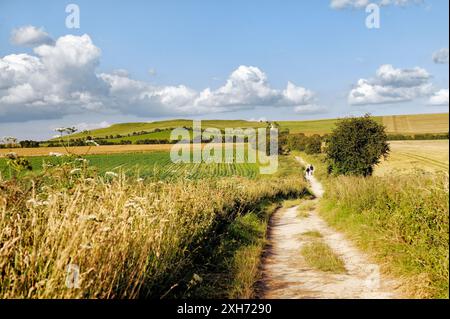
[305,134,322,154]
[325,114,389,176]
[283,133,323,154]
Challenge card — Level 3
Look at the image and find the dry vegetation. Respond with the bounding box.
[321,173,449,298]
[0,145,173,157]
[375,140,449,176]
[0,159,308,298]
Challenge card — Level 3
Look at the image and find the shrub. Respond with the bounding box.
[325,114,389,176]
[305,134,322,154]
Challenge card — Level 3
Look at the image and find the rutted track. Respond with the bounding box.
[258,157,400,299]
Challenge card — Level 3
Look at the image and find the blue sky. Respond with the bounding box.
[0,0,448,140]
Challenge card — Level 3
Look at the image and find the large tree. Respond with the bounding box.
[325,114,389,177]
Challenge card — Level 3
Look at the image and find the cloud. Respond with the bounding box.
[0,34,108,122]
[428,89,449,106]
[10,25,54,46]
[348,64,434,105]
[330,0,422,9]
[194,66,315,110]
[294,105,328,114]
[248,117,267,122]
[432,48,449,64]
[0,33,320,123]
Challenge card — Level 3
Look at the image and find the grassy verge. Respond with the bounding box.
[301,241,346,273]
[0,154,309,298]
[297,151,449,298]
[198,201,281,299]
[321,174,449,298]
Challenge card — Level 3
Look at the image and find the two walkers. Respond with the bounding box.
[305,164,314,178]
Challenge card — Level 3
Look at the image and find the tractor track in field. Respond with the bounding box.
[399,152,448,170]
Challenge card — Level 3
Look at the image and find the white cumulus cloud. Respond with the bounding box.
[428,89,449,106]
[432,48,449,64]
[0,32,320,123]
[348,64,434,105]
[10,25,54,46]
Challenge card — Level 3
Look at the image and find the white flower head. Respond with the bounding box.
[70,168,82,175]
[85,139,99,147]
[105,171,118,178]
[49,152,64,157]
[5,152,18,159]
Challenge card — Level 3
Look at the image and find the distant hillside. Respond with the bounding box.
[53,113,449,142]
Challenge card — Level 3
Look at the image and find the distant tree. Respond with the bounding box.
[305,134,322,154]
[325,114,389,177]
[19,140,40,148]
[285,133,307,151]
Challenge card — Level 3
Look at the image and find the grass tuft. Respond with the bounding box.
[301,231,323,238]
[301,242,346,273]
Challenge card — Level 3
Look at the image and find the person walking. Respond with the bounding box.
[305,166,310,178]
[310,165,314,176]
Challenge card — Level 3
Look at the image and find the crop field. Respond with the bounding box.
[382,113,449,135]
[0,145,173,157]
[375,140,449,176]
[0,151,260,180]
[0,143,244,157]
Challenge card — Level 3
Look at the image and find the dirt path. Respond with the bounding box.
[258,156,399,299]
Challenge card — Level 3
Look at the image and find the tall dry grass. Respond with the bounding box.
[321,171,449,298]
[0,167,306,298]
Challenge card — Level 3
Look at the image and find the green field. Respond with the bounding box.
[0,151,260,180]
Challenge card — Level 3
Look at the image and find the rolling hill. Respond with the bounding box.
[54,113,449,142]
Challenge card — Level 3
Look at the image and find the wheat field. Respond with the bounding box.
[375,140,449,176]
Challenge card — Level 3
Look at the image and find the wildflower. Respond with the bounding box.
[80,214,99,222]
[192,273,203,283]
[26,199,49,208]
[5,152,18,159]
[70,168,82,175]
[80,243,93,250]
[49,152,64,157]
[2,136,18,144]
[26,199,38,207]
[105,171,118,178]
[85,140,99,147]
[125,201,138,209]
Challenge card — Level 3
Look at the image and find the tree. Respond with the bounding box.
[325,114,389,177]
[305,134,322,154]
